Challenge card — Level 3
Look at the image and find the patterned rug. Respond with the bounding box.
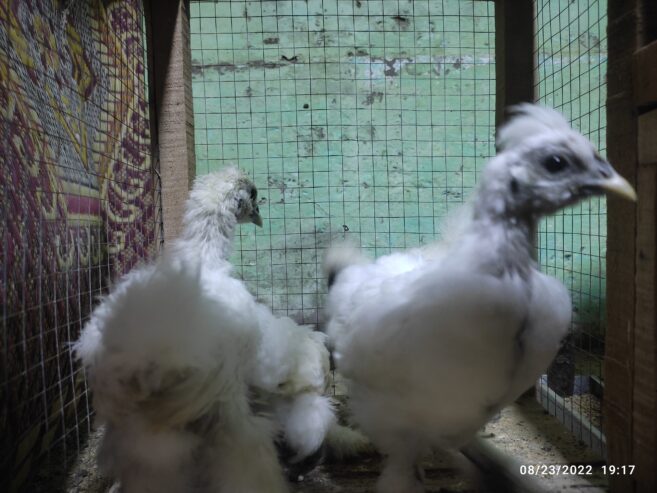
[0,0,157,490]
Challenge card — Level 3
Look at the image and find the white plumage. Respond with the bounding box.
[324,105,636,493]
[76,166,335,493]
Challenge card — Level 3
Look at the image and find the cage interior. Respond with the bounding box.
[191,0,496,324]
[1,0,619,491]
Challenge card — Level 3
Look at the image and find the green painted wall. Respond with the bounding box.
[189,0,607,338]
[190,0,496,324]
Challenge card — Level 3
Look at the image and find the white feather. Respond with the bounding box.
[76,166,335,492]
[323,105,612,493]
[496,103,570,151]
[274,393,336,462]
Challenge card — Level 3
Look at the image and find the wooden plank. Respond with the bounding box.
[638,110,657,165]
[633,40,657,109]
[606,95,637,493]
[637,0,657,48]
[494,0,534,125]
[606,2,640,491]
[147,0,196,245]
[633,164,657,492]
[631,6,657,493]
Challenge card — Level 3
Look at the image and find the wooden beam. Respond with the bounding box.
[147,0,196,245]
[633,40,657,110]
[631,15,657,493]
[639,110,657,164]
[605,1,640,491]
[607,2,657,492]
[638,0,657,46]
[634,161,657,492]
[494,0,534,126]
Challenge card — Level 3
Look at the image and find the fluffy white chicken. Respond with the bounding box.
[75,166,335,493]
[324,104,636,493]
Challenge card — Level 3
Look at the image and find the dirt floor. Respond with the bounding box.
[484,393,607,491]
[60,392,607,493]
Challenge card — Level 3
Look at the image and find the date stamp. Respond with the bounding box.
[519,464,636,476]
[519,464,595,476]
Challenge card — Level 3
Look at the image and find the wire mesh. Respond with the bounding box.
[0,0,159,490]
[534,0,608,455]
[190,0,496,326]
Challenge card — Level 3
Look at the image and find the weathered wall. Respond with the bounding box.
[189,0,610,350]
[190,0,496,323]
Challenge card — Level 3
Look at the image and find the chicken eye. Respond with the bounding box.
[542,155,569,174]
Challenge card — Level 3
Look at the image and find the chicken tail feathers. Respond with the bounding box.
[324,242,367,288]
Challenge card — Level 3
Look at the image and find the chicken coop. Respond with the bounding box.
[1,0,657,492]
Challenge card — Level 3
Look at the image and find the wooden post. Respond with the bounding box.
[146,0,196,244]
[605,3,639,491]
[631,40,657,493]
[494,0,535,126]
[606,1,657,492]
[495,0,536,261]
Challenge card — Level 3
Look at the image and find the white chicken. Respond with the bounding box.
[75,166,335,493]
[324,104,636,493]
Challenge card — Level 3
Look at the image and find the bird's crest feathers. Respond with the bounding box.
[188,165,253,212]
[496,103,571,152]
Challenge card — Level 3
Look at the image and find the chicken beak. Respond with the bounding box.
[596,172,637,202]
[251,210,263,227]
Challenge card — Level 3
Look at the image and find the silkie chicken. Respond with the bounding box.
[75,166,335,493]
[324,104,636,493]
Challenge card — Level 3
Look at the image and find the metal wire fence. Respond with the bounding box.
[0,0,159,490]
[534,0,608,456]
[190,0,496,326]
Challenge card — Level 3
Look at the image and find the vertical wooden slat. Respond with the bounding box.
[494,0,535,125]
[633,79,657,493]
[606,1,639,491]
[638,110,657,164]
[632,15,657,493]
[634,160,657,491]
[638,0,657,46]
[147,0,196,244]
[607,1,657,491]
[633,41,657,110]
[495,0,536,260]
